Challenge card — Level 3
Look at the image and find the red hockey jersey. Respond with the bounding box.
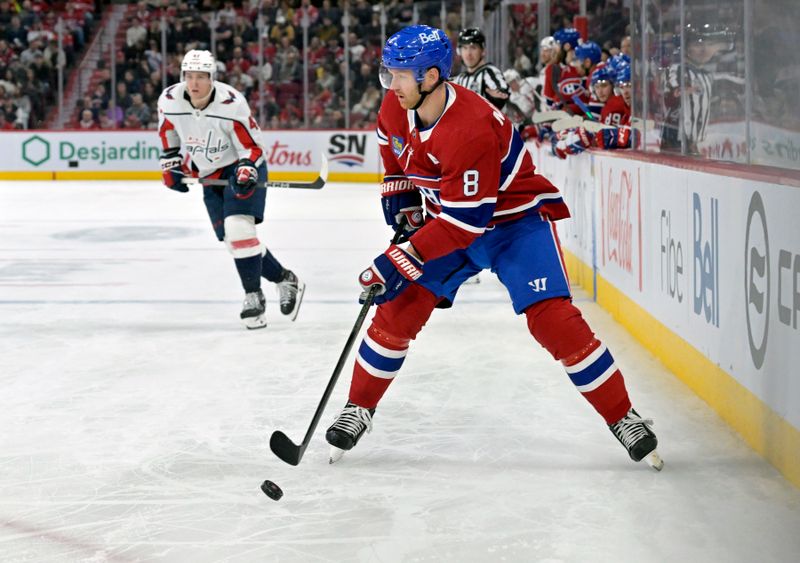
[600,95,631,128]
[376,82,569,261]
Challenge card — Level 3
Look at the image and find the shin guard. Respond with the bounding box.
[348,284,437,408]
[526,298,631,424]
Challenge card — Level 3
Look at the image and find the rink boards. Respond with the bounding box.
[529,143,800,488]
[0,130,383,183]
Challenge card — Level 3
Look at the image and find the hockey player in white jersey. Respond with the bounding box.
[157,50,305,329]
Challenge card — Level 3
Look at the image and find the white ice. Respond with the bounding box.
[0,180,798,563]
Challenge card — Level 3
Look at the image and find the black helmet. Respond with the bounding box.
[458,27,486,49]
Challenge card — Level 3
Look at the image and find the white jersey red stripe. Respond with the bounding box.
[157,81,264,178]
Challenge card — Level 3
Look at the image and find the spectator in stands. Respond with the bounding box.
[141,81,158,107]
[116,81,133,111]
[0,109,14,130]
[513,44,533,76]
[620,35,632,57]
[98,112,114,129]
[270,14,295,45]
[78,108,97,129]
[20,38,42,66]
[293,0,319,28]
[26,18,53,45]
[106,100,124,128]
[125,92,150,128]
[91,83,108,110]
[318,0,341,28]
[144,39,162,73]
[352,0,372,31]
[127,17,148,50]
[316,16,339,44]
[351,83,380,119]
[5,16,27,49]
[43,38,66,69]
[276,48,300,84]
[0,71,13,95]
[391,0,415,28]
[228,46,251,74]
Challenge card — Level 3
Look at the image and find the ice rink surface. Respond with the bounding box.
[1,180,798,562]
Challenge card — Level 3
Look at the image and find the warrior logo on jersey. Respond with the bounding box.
[391,135,405,157]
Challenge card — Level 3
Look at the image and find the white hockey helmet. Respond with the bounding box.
[503,68,521,83]
[540,36,557,51]
[181,49,216,82]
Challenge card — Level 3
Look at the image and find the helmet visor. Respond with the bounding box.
[379,64,393,89]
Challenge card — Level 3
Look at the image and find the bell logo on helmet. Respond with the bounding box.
[418,30,440,44]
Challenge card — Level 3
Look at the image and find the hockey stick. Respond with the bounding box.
[531,109,571,124]
[269,216,409,466]
[180,155,329,190]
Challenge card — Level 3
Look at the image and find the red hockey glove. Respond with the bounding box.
[359,244,423,305]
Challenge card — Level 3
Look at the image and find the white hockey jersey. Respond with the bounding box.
[157,81,264,178]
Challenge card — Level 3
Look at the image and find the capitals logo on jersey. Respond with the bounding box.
[184,129,231,163]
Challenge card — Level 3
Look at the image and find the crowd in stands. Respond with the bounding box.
[0,0,631,132]
[0,0,97,129]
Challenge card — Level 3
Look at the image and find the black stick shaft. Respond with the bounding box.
[270,217,408,465]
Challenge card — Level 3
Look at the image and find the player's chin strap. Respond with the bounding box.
[411,78,446,110]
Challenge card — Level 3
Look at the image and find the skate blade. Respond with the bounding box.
[644,450,664,471]
[288,281,306,322]
[329,446,345,464]
[243,315,267,330]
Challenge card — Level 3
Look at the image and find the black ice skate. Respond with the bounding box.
[325,402,375,464]
[276,270,305,321]
[609,408,664,471]
[240,289,266,329]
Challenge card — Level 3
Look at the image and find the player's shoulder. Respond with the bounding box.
[158,82,186,108]
[210,81,249,114]
[448,82,496,116]
[439,83,503,143]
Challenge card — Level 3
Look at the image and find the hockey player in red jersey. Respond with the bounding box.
[325,26,663,470]
[157,50,305,329]
[553,60,634,158]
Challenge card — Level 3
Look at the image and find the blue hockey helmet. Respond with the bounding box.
[614,61,632,84]
[380,25,453,87]
[590,65,615,85]
[573,41,602,65]
[606,53,631,74]
[553,27,581,49]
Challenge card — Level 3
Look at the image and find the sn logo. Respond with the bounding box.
[418,30,440,43]
[528,278,548,292]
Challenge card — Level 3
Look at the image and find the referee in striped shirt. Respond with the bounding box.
[452,27,510,110]
[661,23,733,154]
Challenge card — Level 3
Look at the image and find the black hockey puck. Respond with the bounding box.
[260,479,283,501]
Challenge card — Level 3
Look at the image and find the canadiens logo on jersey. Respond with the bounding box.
[391,136,404,157]
[559,77,586,97]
